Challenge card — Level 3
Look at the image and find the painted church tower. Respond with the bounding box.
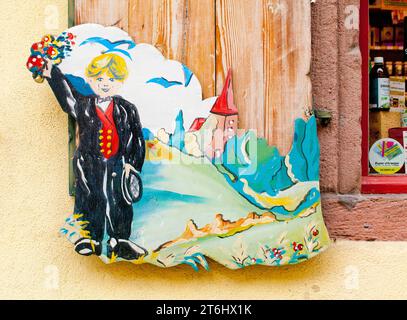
[208,70,238,159]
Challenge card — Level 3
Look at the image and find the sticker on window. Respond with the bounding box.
[369,138,405,175]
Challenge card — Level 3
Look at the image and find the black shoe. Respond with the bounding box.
[107,238,148,261]
[118,239,148,260]
[74,238,102,256]
[106,238,119,260]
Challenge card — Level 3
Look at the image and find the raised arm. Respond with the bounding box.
[44,62,81,119]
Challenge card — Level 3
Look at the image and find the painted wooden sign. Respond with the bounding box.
[27,24,330,270]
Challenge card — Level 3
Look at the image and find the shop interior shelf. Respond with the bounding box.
[370,46,404,51]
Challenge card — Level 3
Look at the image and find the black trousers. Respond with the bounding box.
[73,154,133,242]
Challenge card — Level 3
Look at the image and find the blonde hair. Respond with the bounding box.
[85,53,128,81]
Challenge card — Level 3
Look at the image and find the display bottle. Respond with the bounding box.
[369,57,390,110]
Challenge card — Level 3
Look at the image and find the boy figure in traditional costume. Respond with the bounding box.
[43,53,147,260]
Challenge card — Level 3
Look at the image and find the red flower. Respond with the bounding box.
[42,35,53,45]
[271,248,284,259]
[313,229,319,237]
[67,33,74,40]
[292,242,304,252]
[47,46,59,58]
[31,41,45,54]
[26,55,44,70]
[272,248,280,255]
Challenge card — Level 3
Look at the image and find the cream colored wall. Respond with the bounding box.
[1,0,407,300]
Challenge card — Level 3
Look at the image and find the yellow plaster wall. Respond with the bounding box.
[1,0,406,300]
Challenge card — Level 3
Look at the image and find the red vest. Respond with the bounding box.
[95,101,119,159]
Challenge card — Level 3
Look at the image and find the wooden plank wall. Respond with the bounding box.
[128,0,216,99]
[74,0,312,154]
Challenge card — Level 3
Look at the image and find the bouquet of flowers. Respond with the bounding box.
[26,32,76,83]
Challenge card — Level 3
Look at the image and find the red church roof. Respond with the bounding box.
[189,117,206,132]
[210,69,238,116]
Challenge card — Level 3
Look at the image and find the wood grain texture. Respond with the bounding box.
[184,0,216,97]
[129,0,184,58]
[75,0,129,30]
[128,0,216,98]
[216,0,265,138]
[263,0,312,154]
[74,0,311,150]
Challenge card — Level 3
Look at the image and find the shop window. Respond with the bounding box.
[362,0,407,193]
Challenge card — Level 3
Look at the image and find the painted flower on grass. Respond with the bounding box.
[257,245,288,266]
[304,223,322,253]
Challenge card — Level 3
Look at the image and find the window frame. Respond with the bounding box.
[361,0,407,194]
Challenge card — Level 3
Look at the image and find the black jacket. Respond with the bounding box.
[47,66,145,172]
